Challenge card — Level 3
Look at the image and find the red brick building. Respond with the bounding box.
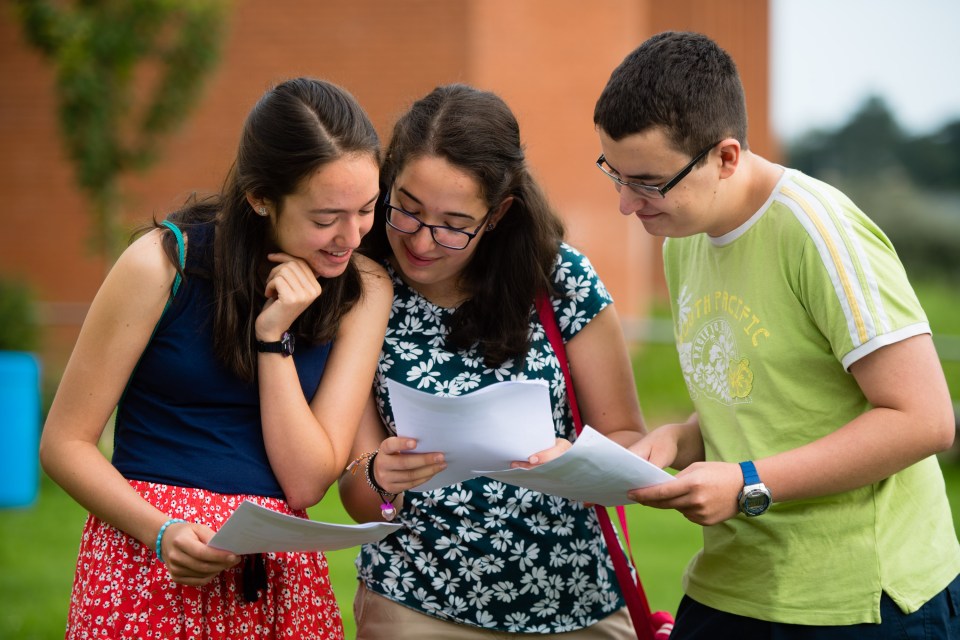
[0,0,774,373]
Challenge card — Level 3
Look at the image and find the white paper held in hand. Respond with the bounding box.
[477,425,675,506]
[385,378,557,492]
[208,500,402,555]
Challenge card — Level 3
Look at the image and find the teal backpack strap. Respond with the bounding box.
[160,220,185,304]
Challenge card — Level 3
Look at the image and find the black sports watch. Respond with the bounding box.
[256,331,295,356]
[737,460,772,517]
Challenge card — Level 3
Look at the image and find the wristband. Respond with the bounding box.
[366,452,399,521]
[347,450,399,521]
[155,518,188,563]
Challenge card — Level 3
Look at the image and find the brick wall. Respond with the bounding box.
[0,0,772,371]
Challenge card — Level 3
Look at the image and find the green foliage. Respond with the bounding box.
[789,96,905,180]
[13,0,229,260]
[788,95,960,191]
[901,121,960,190]
[0,278,40,352]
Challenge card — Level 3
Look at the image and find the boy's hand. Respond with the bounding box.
[628,461,743,526]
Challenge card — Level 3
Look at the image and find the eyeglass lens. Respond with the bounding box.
[386,206,473,249]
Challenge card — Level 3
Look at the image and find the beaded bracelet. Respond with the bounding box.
[346,450,398,521]
[155,518,188,564]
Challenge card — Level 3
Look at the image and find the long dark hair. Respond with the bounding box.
[158,77,381,381]
[361,84,564,366]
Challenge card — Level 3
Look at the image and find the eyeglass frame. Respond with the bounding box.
[596,140,721,199]
[382,190,494,251]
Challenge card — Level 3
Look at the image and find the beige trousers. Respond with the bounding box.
[354,582,637,639]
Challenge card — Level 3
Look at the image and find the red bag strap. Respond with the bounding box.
[535,293,656,640]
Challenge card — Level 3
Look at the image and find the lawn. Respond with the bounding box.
[4,462,959,639]
[2,280,958,639]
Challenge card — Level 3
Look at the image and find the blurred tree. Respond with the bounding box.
[789,96,904,179]
[786,95,960,281]
[902,121,960,190]
[13,0,229,261]
[833,96,904,177]
[789,94,960,191]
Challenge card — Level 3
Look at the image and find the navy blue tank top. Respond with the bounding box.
[112,221,331,497]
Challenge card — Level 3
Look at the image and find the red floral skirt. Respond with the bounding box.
[65,480,344,640]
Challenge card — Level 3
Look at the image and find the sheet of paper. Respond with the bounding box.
[386,378,557,492]
[477,425,675,506]
[208,500,402,554]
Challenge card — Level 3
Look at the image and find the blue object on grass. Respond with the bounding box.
[0,351,41,508]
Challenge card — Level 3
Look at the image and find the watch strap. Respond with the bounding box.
[739,460,761,486]
[257,331,294,355]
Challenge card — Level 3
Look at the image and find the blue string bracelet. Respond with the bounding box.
[155,518,187,563]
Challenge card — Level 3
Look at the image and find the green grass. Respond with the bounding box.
[0,472,705,639]
[917,280,960,335]
[4,463,958,639]
[0,475,87,640]
[914,280,960,400]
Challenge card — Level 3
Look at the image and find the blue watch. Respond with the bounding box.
[737,460,772,517]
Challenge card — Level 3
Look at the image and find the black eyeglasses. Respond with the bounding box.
[596,141,721,199]
[383,192,492,251]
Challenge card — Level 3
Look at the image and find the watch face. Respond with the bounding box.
[280,331,295,355]
[740,488,771,516]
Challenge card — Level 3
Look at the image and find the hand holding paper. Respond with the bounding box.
[386,379,557,491]
[208,501,401,555]
[383,378,673,505]
[478,425,674,506]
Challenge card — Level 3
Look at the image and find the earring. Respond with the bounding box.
[257,206,268,217]
[486,223,495,231]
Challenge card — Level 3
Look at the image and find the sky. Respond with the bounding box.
[770,0,960,141]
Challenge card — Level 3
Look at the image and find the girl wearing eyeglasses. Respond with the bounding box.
[339,84,648,639]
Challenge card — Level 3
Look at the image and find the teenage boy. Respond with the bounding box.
[594,31,960,638]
